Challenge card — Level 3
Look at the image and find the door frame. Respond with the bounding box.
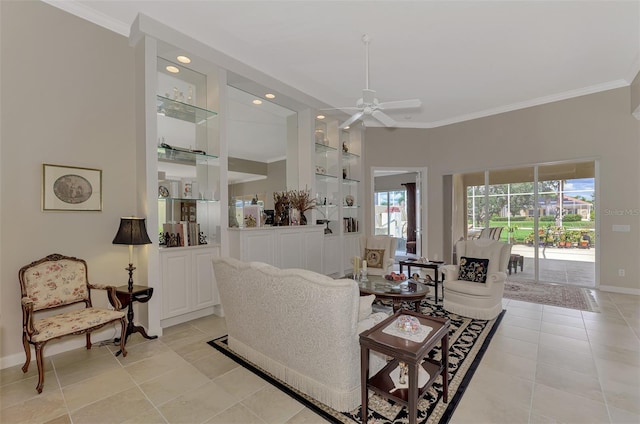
[370,166,428,257]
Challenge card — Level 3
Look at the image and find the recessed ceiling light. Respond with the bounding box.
[252,99,263,105]
[265,93,275,99]
[344,126,350,130]
[316,115,325,120]
[177,55,191,64]
[166,65,180,73]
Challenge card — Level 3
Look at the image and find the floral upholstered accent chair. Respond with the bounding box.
[19,253,127,393]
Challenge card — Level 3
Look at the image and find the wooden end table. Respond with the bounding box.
[359,310,450,424]
[111,284,157,356]
[399,260,445,304]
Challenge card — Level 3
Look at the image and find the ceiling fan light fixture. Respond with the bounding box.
[336,34,421,128]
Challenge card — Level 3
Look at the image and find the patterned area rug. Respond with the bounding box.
[208,299,504,424]
[504,280,599,312]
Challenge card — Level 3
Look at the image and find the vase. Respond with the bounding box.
[289,208,301,225]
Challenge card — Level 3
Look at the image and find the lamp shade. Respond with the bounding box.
[112,217,152,245]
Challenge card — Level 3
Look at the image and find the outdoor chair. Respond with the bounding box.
[19,253,127,393]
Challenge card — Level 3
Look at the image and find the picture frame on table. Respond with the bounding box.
[42,164,102,211]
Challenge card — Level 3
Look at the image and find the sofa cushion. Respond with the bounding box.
[365,248,385,268]
[358,294,376,321]
[458,256,489,283]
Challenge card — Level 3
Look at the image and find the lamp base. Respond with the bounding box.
[126,263,136,292]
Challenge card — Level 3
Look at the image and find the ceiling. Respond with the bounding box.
[47,1,639,129]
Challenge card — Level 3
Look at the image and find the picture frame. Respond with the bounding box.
[42,164,102,211]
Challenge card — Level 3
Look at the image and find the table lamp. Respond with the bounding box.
[112,217,152,291]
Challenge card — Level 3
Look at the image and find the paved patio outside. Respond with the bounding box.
[510,244,595,288]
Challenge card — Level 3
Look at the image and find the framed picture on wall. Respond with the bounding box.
[42,164,102,211]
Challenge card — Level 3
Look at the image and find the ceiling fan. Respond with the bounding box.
[327,35,422,129]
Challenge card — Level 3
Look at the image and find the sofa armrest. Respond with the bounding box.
[357,312,389,334]
[88,283,122,310]
[441,264,459,282]
[21,297,36,336]
[485,271,507,286]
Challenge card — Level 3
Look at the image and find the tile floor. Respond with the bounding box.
[1,290,639,424]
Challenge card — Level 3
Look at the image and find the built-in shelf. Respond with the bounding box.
[342,151,360,160]
[156,95,217,124]
[157,147,219,165]
[316,173,339,182]
[158,197,220,202]
[315,143,337,154]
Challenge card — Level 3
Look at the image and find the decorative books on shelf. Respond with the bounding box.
[343,217,359,233]
[161,222,203,247]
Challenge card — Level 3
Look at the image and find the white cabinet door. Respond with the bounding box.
[192,247,220,310]
[343,234,362,274]
[243,232,275,264]
[161,249,191,319]
[323,236,341,276]
[278,230,305,269]
[304,229,324,273]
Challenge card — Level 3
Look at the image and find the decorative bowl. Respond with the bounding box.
[396,316,421,333]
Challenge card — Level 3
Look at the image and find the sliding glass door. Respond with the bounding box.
[461,161,596,287]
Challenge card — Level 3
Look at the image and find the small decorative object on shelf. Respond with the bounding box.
[198,232,207,245]
[342,142,349,153]
[343,168,347,179]
[345,195,354,206]
[396,315,421,334]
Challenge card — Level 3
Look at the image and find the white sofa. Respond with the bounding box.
[441,239,512,320]
[212,256,388,412]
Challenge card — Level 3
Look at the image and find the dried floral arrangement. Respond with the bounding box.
[287,188,316,214]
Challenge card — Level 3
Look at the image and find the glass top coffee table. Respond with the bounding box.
[349,274,430,313]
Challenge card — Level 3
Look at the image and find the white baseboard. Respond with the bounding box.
[599,285,640,296]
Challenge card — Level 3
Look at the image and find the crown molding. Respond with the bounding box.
[43,0,130,36]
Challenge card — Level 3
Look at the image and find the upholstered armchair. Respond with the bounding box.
[19,253,127,393]
[359,235,397,276]
[441,239,512,319]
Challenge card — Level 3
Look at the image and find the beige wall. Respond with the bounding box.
[365,87,640,293]
[1,1,137,366]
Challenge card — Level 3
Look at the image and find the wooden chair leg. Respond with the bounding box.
[22,334,31,373]
[86,333,92,350]
[118,317,127,357]
[34,343,45,393]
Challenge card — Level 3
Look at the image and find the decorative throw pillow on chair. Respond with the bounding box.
[364,248,385,268]
[458,256,490,283]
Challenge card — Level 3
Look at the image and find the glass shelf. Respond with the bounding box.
[156,95,217,124]
[158,147,219,165]
[315,143,337,154]
[342,205,360,208]
[342,177,360,184]
[316,173,339,182]
[342,151,360,160]
[158,197,220,203]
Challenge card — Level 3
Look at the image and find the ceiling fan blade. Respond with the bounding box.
[377,99,422,110]
[339,111,364,129]
[319,107,361,111]
[371,110,397,127]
